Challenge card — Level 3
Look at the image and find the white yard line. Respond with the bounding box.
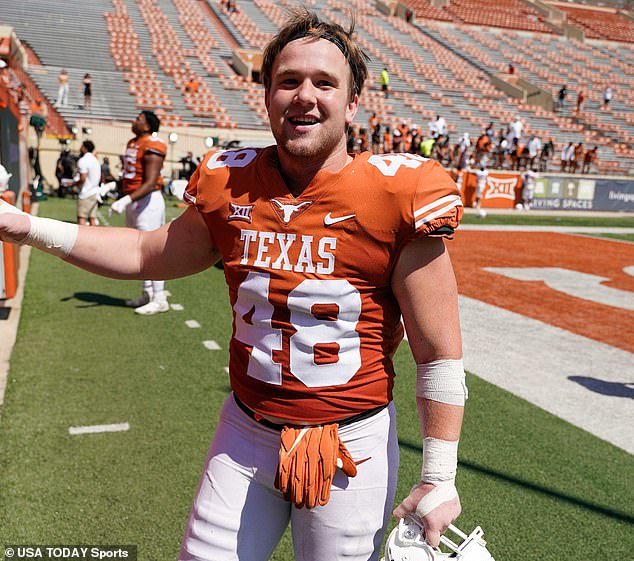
[68,422,130,435]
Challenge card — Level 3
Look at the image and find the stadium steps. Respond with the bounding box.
[375,15,516,136]
[207,0,251,49]
[158,0,264,129]
[191,0,284,129]
[371,15,481,131]
[122,0,192,122]
[236,0,279,39]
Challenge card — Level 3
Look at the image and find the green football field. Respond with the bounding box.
[0,198,632,560]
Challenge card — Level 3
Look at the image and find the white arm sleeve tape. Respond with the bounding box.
[415,480,458,518]
[25,215,79,258]
[1,200,78,257]
[416,359,468,406]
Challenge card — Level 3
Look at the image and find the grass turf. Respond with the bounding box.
[1,198,632,559]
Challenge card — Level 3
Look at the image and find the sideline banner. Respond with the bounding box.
[460,171,521,209]
[532,176,634,211]
[531,176,596,210]
[594,181,634,211]
[459,171,634,212]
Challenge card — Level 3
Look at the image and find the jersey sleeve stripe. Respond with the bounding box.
[414,194,462,219]
[183,191,196,205]
[414,196,463,230]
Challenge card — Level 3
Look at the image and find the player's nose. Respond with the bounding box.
[293,79,317,105]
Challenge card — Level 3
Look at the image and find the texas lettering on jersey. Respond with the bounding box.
[239,229,337,274]
[185,147,463,423]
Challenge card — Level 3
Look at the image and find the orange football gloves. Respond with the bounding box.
[275,424,357,508]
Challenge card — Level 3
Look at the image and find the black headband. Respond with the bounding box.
[288,28,348,58]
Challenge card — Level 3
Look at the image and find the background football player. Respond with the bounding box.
[110,109,170,315]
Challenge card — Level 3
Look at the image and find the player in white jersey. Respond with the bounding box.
[522,169,538,210]
[474,166,488,216]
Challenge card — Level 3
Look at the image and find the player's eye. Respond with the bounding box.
[277,78,298,88]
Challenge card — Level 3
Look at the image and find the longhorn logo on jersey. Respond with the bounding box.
[271,198,314,224]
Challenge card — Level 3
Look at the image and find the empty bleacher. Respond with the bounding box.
[409,0,556,34]
[556,3,634,43]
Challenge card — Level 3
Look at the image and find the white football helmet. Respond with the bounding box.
[381,516,495,561]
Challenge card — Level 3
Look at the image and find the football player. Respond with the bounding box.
[110,109,170,315]
[0,9,467,561]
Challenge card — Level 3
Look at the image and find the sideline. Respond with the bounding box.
[0,200,40,407]
[0,242,32,407]
[459,225,634,233]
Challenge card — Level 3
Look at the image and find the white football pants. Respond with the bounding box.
[125,190,166,300]
[180,394,399,561]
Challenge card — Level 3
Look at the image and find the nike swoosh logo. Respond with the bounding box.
[324,213,356,226]
[354,457,372,466]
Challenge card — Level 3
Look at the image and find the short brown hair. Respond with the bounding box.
[261,9,369,100]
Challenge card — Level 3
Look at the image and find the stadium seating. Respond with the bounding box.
[0,0,632,173]
[558,5,634,43]
[409,0,555,34]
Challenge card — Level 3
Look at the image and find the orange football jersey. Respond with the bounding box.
[185,147,463,424]
[122,133,167,194]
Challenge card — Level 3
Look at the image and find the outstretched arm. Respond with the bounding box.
[0,201,219,280]
[391,235,465,547]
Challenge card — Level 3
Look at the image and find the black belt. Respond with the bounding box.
[233,394,387,431]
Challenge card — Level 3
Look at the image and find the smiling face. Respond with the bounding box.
[265,37,359,171]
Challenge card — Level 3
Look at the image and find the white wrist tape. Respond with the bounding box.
[1,200,78,257]
[416,359,468,406]
[415,480,458,518]
[25,215,79,258]
[422,436,458,483]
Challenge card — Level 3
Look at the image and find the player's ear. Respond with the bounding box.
[345,93,359,126]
